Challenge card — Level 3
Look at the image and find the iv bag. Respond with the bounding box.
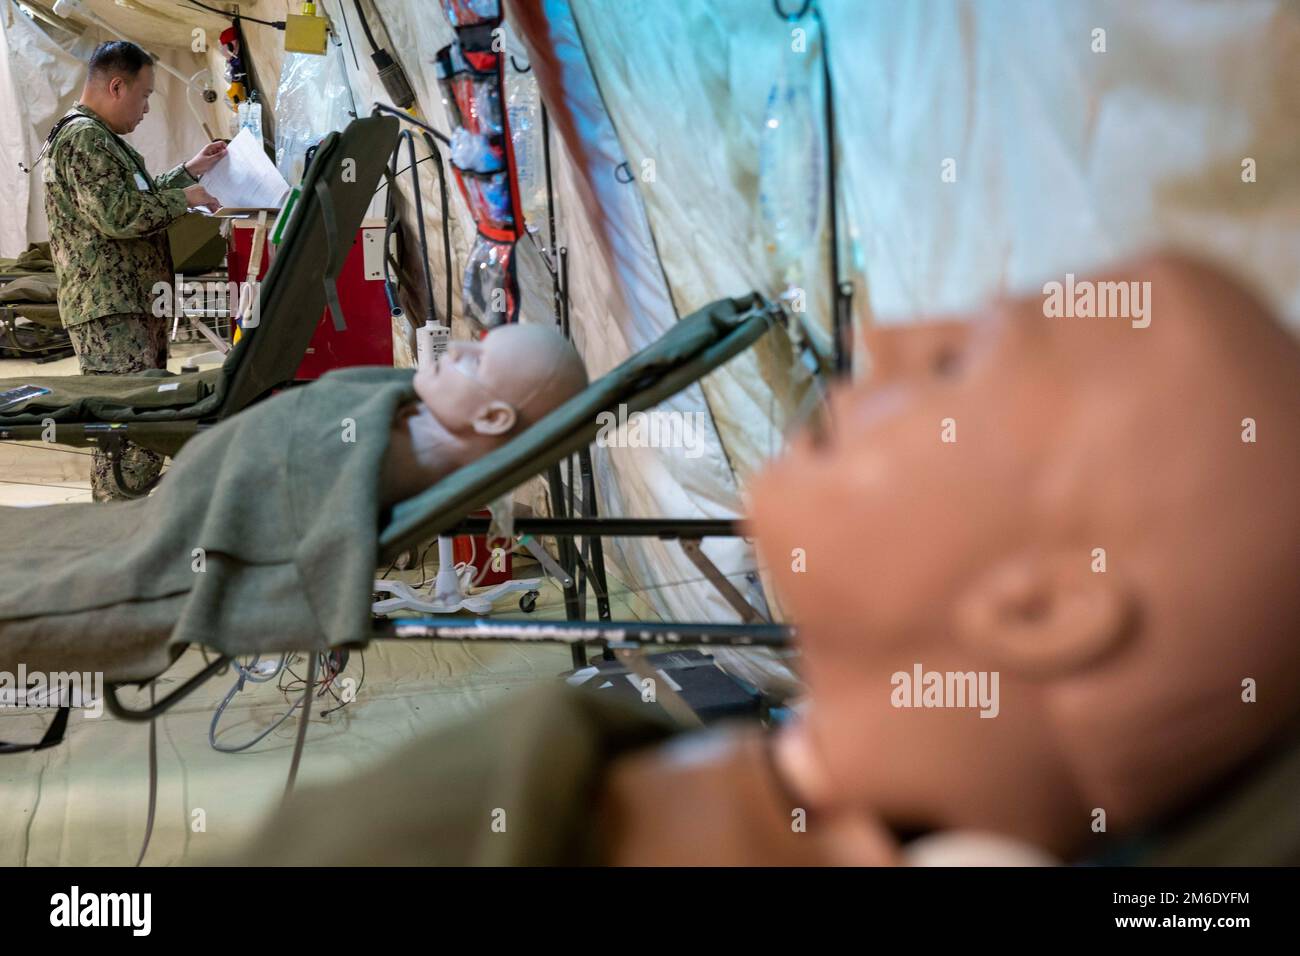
[758,31,824,293]
[507,69,546,232]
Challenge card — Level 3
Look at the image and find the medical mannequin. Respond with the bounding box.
[600,253,1300,865]
[380,322,588,504]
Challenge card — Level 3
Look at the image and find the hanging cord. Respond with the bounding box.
[772,0,848,376]
[282,651,317,803]
[351,0,381,52]
[397,129,438,322]
[135,683,158,867]
[186,1,284,29]
[208,655,298,753]
[420,131,455,326]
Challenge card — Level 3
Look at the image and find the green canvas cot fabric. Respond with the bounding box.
[0,275,62,329]
[0,365,416,683]
[0,274,59,304]
[236,685,677,866]
[0,365,229,423]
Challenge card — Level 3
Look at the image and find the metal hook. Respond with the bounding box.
[614,161,634,184]
[773,0,813,21]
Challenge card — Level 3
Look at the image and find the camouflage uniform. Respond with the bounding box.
[42,104,195,501]
[64,312,170,501]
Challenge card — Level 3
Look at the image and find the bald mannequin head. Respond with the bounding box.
[382,322,587,505]
[750,253,1300,857]
[414,321,587,444]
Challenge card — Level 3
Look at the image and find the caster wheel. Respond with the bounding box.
[519,590,539,613]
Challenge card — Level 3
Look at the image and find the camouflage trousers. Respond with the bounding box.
[66,312,168,502]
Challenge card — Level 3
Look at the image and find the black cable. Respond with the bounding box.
[351,0,381,53]
[372,154,437,197]
[397,130,438,323]
[185,0,284,29]
[811,3,848,376]
[372,103,452,145]
[338,0,361,71]
[281,652,317,803]
[135,684,158,867]
[420,131,454,327]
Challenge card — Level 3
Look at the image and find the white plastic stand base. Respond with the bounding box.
[372,536,541,615]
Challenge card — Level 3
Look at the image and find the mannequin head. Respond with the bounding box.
[81,41,155,135]
[749,253,1300,857]
[413,322,587,452]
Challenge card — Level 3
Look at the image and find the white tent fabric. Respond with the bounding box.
[571,0,1300,333]
[0,0,219,257]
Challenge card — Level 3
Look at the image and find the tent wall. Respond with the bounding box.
[571,0,1300,333]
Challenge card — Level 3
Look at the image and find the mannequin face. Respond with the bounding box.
[413,323,588,442]
[749,254,1300,853]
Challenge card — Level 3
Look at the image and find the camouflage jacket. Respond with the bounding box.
[42,104,195,327]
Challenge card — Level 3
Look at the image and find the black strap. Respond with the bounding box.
[0,706,71,754]
[27,109,156,189]
[315,178,347,332]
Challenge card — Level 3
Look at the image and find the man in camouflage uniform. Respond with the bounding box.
[43,41,225,501]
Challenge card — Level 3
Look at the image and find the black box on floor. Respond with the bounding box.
[565,649,762,723]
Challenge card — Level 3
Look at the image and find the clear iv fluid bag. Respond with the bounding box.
[759,38,824,288]
[507,71,547,231]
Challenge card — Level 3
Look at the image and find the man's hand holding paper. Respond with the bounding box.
[198,128,292,212]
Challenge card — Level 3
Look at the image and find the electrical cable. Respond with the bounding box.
[337,0,361,71]
[135,683,158,867]
[282,651,317,802]
[0,440,93,456]
[208,655,299,753]
[185,0,284,29]
[420,131,454,328]
[373,155,436,194]
[352,0,415,108]
[351,0,380,52]
[396,130,437,322]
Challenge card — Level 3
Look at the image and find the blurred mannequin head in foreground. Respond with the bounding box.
[748,252,1300,861]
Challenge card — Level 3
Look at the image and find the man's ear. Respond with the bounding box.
[951,550,1135,677]
[470,400,517,437]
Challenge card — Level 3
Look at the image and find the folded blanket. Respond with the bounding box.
[0,366,416,682]
[0,242,55,275]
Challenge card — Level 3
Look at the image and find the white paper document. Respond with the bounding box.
[200,128,291,211]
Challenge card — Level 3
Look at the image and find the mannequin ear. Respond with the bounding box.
[952,551,1135,677]
[470,400,517,437]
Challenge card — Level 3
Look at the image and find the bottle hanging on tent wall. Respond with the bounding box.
[507,67,546,233]
[758,23,824,303]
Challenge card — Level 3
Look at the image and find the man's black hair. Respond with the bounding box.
[87,40,154,83]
